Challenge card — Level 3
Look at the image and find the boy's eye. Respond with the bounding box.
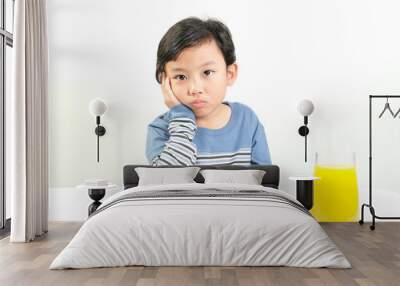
[174,75,187,81]
[204,70,215,76]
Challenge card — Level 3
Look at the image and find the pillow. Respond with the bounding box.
[135,167,201,186]
[200,169,266,185]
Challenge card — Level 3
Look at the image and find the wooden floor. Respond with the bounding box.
[0,222,399,286]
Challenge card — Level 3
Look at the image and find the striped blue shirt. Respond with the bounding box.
[145,101,271,166]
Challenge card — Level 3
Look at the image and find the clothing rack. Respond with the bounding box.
[359,95,400,230]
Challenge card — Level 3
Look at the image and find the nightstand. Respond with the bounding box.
[77,183,118,216]
[289,176,320,210]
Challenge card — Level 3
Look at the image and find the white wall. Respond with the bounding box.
[48,0,400,221]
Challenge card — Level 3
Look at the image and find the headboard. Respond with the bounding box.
[123,164,280,190]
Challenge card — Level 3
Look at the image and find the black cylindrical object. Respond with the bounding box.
[296,180,313,210]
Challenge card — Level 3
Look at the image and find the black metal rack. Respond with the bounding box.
[359,95,400,230]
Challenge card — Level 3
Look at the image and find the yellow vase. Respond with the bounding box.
[311,164,359,222]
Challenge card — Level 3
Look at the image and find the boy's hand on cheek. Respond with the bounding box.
[161,73,181,109]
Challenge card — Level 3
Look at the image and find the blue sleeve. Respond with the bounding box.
[251,120,272,165]
[145,104,198,166]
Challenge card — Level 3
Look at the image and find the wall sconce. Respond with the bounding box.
[89,98,107,162]
[297,99,315,162]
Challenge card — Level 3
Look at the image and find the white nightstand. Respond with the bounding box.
[289,176,320,210]
[77,183,118,216]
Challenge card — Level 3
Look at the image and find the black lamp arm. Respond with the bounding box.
[94,116,106,162]
[298,116,310,163]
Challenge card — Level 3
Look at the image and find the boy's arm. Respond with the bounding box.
[251,120,272,165]
[146,104,197,166]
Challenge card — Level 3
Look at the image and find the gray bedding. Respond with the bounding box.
[50,183,351,269]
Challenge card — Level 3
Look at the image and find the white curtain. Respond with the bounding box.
[8,0,49,242]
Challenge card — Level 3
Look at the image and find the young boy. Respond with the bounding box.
[146,17,271,166]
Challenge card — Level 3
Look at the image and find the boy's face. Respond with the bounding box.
[164,38,238,119]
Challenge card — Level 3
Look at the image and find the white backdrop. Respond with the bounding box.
[47,0,400,221]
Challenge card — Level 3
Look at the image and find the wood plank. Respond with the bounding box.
[0,222,399,286]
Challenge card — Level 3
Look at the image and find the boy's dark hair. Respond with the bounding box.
[155,17,236,84]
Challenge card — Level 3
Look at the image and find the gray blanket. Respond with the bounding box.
[50,183,351,269]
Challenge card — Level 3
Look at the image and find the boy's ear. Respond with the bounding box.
[226,63,238,86]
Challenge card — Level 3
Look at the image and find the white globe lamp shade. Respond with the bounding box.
[89,98,107,117]
[297,99,314,116]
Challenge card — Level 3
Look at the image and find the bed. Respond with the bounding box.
[50,164,351,269]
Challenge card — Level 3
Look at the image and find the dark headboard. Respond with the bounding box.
[123,165,280,190]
